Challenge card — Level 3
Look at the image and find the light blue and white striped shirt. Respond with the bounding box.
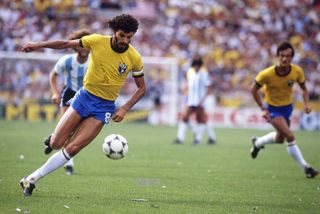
[186,67,211,106]
[53,54,89,91]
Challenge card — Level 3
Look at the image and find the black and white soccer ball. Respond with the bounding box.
[102,134,128,160]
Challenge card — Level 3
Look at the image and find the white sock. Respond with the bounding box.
[206,122,216,140]
[286,141,308,170]
[26,149,71,184]
[177,122,188,141]
[195,124,205,142]
[256,132,276,148]
[64,158,74,167]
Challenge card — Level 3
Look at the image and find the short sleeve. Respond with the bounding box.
[132,54,144,77]
[296,66,305,84]
[53,56,67,74]
[81,34,101,50]
[255,70,268,86]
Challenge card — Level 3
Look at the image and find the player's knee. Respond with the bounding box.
[50,135,65,150]
[274,134,285,143]
[65,144,82,157]
[285,132,295,142]
[286,135,295,142]
[275,139,285,144]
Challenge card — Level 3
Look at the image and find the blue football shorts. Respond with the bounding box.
[266,103,293,122]
[71,88,115,124]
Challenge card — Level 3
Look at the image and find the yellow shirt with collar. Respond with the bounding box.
[255,64,305,106]
[81,34,143,101]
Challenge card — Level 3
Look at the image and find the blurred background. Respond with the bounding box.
[0,0,319,130]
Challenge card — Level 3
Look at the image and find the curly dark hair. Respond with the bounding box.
[277,41,295,57]
[68,29,91,40]
[108,14,139,33]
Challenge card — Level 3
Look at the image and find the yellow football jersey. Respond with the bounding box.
[255,64,305,106]
[81,34,143,101]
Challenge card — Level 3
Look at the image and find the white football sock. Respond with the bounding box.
[255,132,276,148]
[26,149,71,184]
[286,141,308,170]
[194,124,205,142]
[64,158,74,167]
[206,122,216,140]
[177,122,188,141]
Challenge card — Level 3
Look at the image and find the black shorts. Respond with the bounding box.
[60,87,77,107]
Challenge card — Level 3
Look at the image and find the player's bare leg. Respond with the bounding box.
[250,117,280,159]
[21,108,82,196]
[63,124,81,175]
[271,116,318,178]
[50,107,82,149]
[64,117,103,156]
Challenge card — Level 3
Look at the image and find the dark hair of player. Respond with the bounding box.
[191,56,203,67]
[68,29,91,40]
[108,14,139,33]
[277,41,295,57]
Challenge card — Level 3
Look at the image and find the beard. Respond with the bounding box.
[112,37,129,53]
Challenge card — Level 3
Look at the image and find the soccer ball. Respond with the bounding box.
[102,134,128,160]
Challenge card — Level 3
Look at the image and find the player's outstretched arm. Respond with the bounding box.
[112,76,146,122]
[21,39,81,52]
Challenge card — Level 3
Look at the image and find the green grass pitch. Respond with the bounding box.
[0,121,319,214]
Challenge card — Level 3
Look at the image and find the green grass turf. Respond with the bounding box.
[0,120,319,214]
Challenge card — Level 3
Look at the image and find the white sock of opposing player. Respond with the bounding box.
[26,149,71,184]
[177,122,188,141]
[194,124,205,143]
[255,132,276,148]
[286,141,308,170]
[64,158,74,167]
[206,122,216,140]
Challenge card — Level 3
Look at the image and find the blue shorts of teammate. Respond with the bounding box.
[266,103,293,122]
[71,88,115,124]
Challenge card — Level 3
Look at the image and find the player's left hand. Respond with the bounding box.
[304,105,312,114]
[112,107,127,122]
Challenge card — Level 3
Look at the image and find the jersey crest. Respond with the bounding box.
[118,63,127,75]
[287,80,294,87]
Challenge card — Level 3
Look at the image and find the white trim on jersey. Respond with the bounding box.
[132,69,144,77]
[53,54,89,91]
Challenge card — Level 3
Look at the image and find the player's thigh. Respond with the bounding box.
[271,116,294,140]
[182,107,194,121]
[60,106,69,116]
[195,107,206,123]
[65,117,104,156]
[51,107,82,148]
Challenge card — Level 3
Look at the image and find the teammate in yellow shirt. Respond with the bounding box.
[250,41,318,178]
[19,14,146,196]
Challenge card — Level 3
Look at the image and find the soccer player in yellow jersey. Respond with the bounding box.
[19,14,146,196]
[250,41,318,178]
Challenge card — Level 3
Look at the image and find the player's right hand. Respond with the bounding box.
[262,109,271,122]
[21,42,39,52]
[304,105,312,114]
